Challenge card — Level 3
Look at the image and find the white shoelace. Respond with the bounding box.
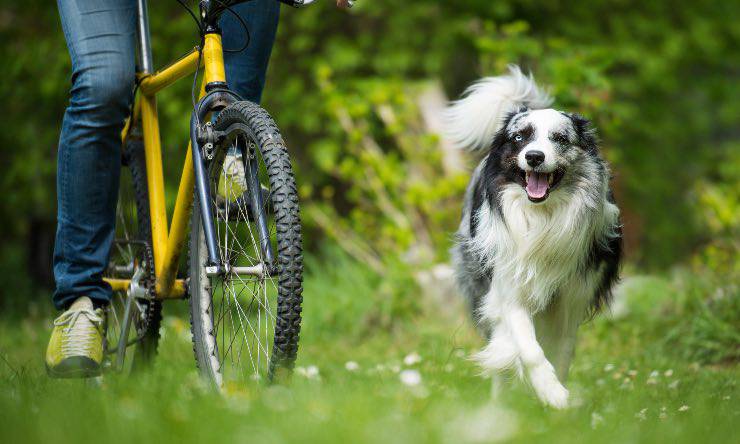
[54,308,103,356]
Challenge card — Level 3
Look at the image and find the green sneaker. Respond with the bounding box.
[45,296,105,378]
[219,148,248,201]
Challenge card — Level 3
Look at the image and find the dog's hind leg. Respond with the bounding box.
[504,304,569,409]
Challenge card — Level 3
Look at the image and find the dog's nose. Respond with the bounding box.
[525,150,545,167]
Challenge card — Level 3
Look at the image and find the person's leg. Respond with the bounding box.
[53,0,137,310]
[220,0,281,104]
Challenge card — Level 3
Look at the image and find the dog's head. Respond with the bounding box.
[445,66,605,204]
[491,109,599,203]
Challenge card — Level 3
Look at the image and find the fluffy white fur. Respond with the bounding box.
[470,184,617,408]
[443,65,553,152]
[448,66,621,409]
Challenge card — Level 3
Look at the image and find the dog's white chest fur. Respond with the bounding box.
[471,184,610,313]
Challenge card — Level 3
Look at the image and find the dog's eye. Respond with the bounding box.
[553,133,569,144]
[513,134,523,142]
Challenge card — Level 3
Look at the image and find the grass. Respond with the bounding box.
[0,252,737,444]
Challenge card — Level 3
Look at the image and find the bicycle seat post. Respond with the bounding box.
[135,0,154,74]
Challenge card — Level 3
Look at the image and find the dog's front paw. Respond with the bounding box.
[538,381,569,409]
[529,363,569,409]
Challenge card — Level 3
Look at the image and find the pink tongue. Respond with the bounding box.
[526,172,549,199]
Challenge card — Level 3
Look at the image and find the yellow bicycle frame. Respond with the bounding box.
[107,33,227,299]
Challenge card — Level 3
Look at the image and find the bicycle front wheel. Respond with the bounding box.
[189,101,303,388]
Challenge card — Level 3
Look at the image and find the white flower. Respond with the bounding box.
[620,378,633,390]
[344,361,359,371]
[678,405,690,412]
[368,364,387,374]
[635,408,648,421]
[664,369,674,377]
[649,370,660,378]
[646,378,658,385]
[403,352,422,366]
[627,370,638,377]
[668,380,680,390]
[399,369,422,387]
[305,365,320,379]
[295,365,320,380]
[591,412,605,430]
[604,364,615,372]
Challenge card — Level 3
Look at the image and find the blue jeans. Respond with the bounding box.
[53,0,280,309]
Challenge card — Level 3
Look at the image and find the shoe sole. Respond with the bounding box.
[46,356,102,379]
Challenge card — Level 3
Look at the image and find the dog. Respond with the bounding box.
[445,66,622,408]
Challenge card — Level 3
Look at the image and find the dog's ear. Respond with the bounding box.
[570,113,599,153]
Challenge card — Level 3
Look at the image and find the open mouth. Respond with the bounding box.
[519,169,564,203]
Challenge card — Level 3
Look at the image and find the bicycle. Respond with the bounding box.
[105,0,314,388]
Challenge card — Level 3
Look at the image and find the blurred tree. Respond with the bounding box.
[0,0,737,304]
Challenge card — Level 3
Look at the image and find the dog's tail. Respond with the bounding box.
[443,65,552,152]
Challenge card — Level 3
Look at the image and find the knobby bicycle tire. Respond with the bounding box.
[189,101,303,387]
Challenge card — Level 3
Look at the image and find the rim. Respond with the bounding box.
[202,133,279,385]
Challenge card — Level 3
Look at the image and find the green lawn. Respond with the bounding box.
[1,253,737,443]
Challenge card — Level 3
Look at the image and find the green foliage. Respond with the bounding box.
[302,74,468,268]
[0,0,738,297]
[664,272,740,365]
[689,140,740,275]
[303,246,421,339]
[1,250,739,444]
[612,268,740,366]
[0,4,736,439]
[263,0,740,269]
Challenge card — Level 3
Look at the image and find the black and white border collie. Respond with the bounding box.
[446,66,622,408]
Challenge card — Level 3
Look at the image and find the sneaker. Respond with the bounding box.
[45,296,105,378]
[219,147,248,201]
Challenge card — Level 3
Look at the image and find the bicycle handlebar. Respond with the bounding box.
[199,0,352,31]
[277,0,315,6]
[277,0,354,8]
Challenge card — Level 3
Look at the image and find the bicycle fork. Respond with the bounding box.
[190,90,275,278]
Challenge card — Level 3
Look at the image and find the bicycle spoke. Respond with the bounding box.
[202,138,282,383]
